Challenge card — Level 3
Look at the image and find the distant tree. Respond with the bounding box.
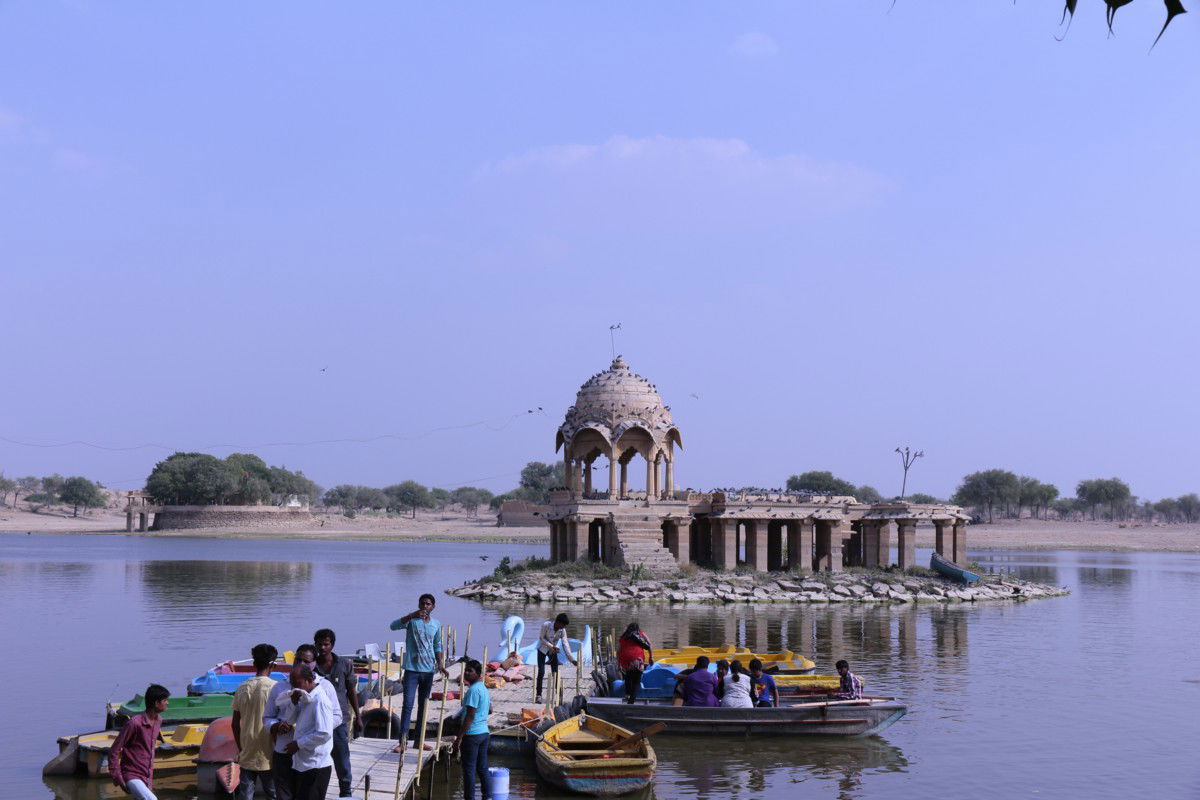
[225,453,273,505]
[322,485,359,509]
[952,469,1019,523]
[430,487,451,511]
[1154,497,1181,523]
[41,474,65,499]
[268,466,321,505]
[906,492,942,505]
[1051,498,1080,521]
[1177,493,1200,524]
[145,452,239,505]
[786,471,859,497]
[0,474,15,508]
[385,481,434,518]
[356,487,390,511]
[16,476,40,506]
[451,486,494,516]
[855,485,883,503]
[1076,477,1132,521]
[59,476,106,517]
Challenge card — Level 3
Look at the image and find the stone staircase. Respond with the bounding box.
[609,511,679,575]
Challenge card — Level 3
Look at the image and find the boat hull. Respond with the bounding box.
[534,714,656,797]
[72,723,208,777]
[586,697,906,738]
[930,552,980,584]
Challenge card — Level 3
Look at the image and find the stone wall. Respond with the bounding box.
[497,500,549,528]
[150,505,315,530]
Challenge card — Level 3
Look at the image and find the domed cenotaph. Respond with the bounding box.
[546,357,969,576]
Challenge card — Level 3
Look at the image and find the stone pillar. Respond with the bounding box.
[126,510,134,532]
[608,454,619,498]
[896,519,917,570]
[139,513,148,532]
[549,521,560,563]
[645,457,655,503]
[583,460,593,495]
[664,457,674,498]
[575,519,591,562]
[815,520,844,573]
[565,458,574,496]
[712,518,737,570]
[746,520,767,572]
[953,521,968,566]
[787,520,814,574]
[847,527,864,567]
[665,520,689,564]
[934,520,952,560]
[767,522,784,571]
[653,453,663,499]
[619,459,629,498]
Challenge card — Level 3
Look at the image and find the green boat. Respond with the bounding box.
[106,693,234,728]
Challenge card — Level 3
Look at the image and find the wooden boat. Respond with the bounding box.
[107,692,234,728]
[652,649,815,674]
[65,722,208,777]
[586,696,906,737]
[534,713,656,796]
[930,552,981,584]
[611,668,854,699]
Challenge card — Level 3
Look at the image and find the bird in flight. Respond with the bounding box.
[479,555,489,561]
[690,393,701,400]
[319,367,327,373]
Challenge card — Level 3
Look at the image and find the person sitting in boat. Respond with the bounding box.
[713,659,729,702]
[616,622,653,704]
[675,656,720,707]
[719,660,754,709]
[835,660,864,700]
[748,659,779,708]
[535,613,577,705]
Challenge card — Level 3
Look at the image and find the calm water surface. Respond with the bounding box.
[4,533,1199,799]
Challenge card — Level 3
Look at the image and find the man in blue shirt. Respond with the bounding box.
[748,658,779,708]
[389,593,449,753]
[454,660,491,800]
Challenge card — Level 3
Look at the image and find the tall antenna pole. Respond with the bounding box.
[895,446,924,499]
[608,323,621,359]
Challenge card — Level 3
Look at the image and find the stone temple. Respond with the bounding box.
[547,357,969,575]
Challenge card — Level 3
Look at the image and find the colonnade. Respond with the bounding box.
[563,449,676,500]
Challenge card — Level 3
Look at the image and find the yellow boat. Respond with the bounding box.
[534,713,656,796]
[652,648,816,674]
[71,723,208,777]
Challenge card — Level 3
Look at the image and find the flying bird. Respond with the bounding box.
[479,555,489,561]
[690,393,701,400]
[319,367,327,373]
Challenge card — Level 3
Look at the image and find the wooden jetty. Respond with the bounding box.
[326,737,450,800]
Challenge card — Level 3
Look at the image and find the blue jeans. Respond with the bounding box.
[237,767,277,800]
[331,722,352,796]
[398,670,434,743]
[125,779,157,800]
[460,733,491,800]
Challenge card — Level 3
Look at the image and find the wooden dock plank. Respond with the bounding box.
[326,737,451,800]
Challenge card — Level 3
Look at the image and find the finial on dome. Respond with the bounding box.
[611,355,628,370]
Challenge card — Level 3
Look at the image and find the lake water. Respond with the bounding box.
[5,533,1199,799]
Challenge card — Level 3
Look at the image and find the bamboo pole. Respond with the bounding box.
[385,642,393,741]
[414,698,430,787]
[428,671,450,800]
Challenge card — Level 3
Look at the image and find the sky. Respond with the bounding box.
[2,1,1199,502]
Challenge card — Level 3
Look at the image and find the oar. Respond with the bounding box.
[607,721,666,752]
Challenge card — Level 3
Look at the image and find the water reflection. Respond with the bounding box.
[136,560,313,607]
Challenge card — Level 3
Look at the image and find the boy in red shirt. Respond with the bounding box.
[110,683,169,799]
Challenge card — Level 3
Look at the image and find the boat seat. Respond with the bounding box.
[556,729,610,746]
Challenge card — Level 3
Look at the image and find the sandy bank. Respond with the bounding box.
[1,507,1197,551]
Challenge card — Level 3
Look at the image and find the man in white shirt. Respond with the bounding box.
[263,645,342,800]
[535,613,576,704]
[282,663,336,799]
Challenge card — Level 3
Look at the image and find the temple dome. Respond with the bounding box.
[557,356,681,454]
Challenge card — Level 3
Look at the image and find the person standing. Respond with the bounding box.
[453,660,491,800]
[109,683,169,800]
[616,622,653,704]
[285,664,335,800]
[313,628,359,797]
[389,593,449,752]
[264,645,342,800]
[535,613,576,704]
[835,660,863,700]
[232,644,279,800]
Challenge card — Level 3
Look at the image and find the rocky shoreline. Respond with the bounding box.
[446,569,1069,605]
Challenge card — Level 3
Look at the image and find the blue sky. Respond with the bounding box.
[3,2,1198,501]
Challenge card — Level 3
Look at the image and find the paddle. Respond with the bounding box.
[607,721,666,752]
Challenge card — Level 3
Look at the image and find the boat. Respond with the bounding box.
[62,723,209,777]
[533,713,656,796]
[107,692,234,728]
[195,716,241,795]
[930,552,981,584]
[651,649,815,674]
[610,668,855,699]
[585,696,906,737]
[187,669,377,696]
[498,615,596,666]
